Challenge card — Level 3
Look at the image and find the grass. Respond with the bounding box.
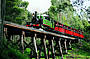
[63,40,90,59]
[63,50,90,59]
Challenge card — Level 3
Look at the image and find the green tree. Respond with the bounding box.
[48,0,74,24]
[5,0,29,24]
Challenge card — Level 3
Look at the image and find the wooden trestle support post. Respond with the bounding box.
[4,28,12,43]
[47,45,50,59]
[64,39,67,54]
[58,38,63,59]
[69,40,71,49]
[33,33,39,59]
[43,35,48,59]
[51,37,56,59]
[20,31,25,54]
[4,28,7,39]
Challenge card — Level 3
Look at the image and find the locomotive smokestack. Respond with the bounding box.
[35,11,37,19]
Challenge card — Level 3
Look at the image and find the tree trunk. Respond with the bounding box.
[0,0,5,40]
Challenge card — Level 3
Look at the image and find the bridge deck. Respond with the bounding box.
[4,21,75,40]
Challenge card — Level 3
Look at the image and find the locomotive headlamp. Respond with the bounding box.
[32,13,34,17]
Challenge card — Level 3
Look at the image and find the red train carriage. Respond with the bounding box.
[54,22,65,34]
[54,21,84,39]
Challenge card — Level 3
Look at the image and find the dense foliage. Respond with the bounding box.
[5,0,32,24]
[0,0,32,59]
[0,39,30,59]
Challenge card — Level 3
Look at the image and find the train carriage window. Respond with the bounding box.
[54,21,57,26]
[75,30,77,33]
[73,29,75,32]
[72,28,75,32]
[59,23,62,27]
[51,19,54,23]
[45,17,47,19]
[74,29,77,33]
[75,29,78,33]
[60,24,62,27]
[78,30,80,34]
[62,24,63,27]
[77,30,79,33]
[56,22,59,26]
[63,25,66,29]
[80,31,83,34]
[54,21,57,24]
[64,25,67,29]
[26,22,31,25]
[79,30,82,34]
[40,16,43,19]
[66,26,68,29]
[68,27,71,31]
[37,16,39,19]
[44,16,50,21]
[80,31,82,34]
[71,27,72,31]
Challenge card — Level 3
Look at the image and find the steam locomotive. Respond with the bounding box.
[26,12,84,39]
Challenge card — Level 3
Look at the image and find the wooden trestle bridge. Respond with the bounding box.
[4,21,79,59]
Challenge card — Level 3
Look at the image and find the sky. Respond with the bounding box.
[22,0,90,21]
[70,0,90,15]
[23,0,90,13]
[22,0,51,13]
[70,0,90,21]
[22,0,90,14]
